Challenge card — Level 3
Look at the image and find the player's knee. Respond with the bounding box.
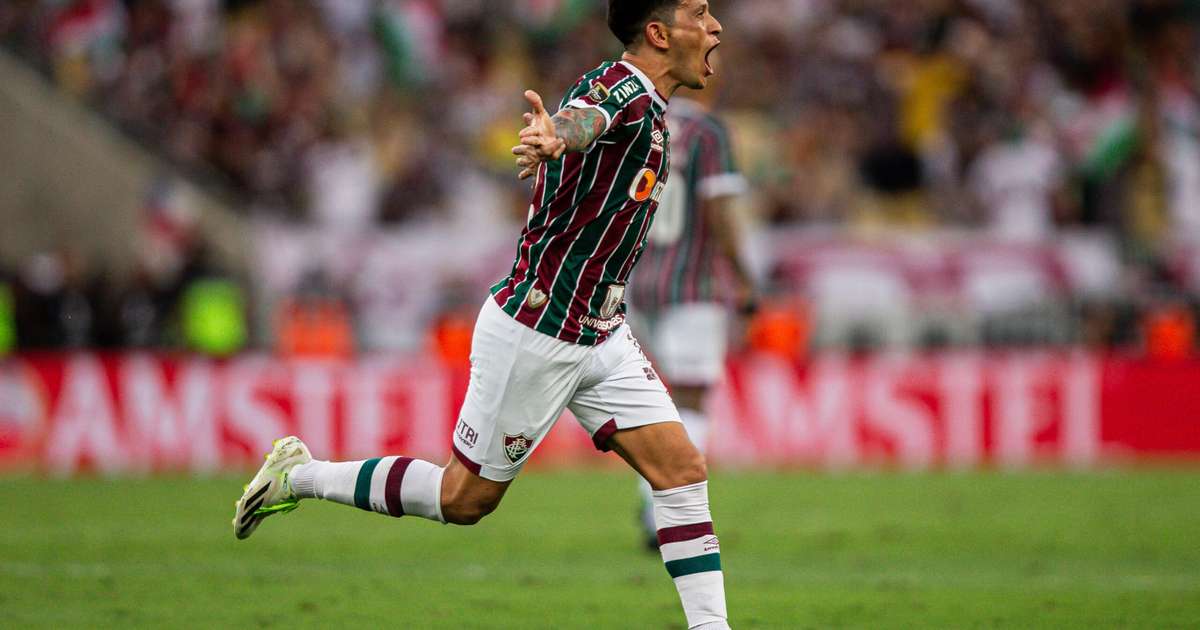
[677,451,709,486]
[658,451,707,489]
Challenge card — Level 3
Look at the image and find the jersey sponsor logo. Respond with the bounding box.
[630,168,657,202]
[503,433,533,464]
[599,284,626,319]
[612,79,640,104]
[455,419,479,448]
[526,287,549,309]
[579,313,626,332]
[587,81,611,104]
[630,168,668,204]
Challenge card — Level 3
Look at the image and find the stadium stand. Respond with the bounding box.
[0,0,1197,355]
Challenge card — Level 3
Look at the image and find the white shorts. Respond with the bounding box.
[646,303,729,386]
[451,297,680,482]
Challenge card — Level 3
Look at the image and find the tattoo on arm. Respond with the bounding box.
[551,108,607,152]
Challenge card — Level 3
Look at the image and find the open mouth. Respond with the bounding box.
[704,42,720,76]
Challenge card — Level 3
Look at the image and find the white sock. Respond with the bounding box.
[289,457,445,523]
[653,481,728,629]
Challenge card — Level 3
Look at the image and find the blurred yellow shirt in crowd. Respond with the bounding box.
[900,54,969,150]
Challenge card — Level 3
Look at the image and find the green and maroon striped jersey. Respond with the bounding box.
[491,61,672,346]
[631,98,747,314]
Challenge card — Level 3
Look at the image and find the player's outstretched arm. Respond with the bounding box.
[547,108,607,152]
[707,196,758,314]
[512,90,606,180]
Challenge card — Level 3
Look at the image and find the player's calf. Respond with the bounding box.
[438,458,510,525]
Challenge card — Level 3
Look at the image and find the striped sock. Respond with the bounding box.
[290,457,445,523]
[654,481,728,629]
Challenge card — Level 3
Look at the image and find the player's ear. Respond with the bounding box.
[644,19,671,51]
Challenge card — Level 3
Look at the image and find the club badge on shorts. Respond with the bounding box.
[599,284,625,320]
[503,433,533,464]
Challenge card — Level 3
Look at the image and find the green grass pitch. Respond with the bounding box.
[3,468,1199,628]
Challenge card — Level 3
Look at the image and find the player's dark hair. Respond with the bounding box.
[608,0,681,48]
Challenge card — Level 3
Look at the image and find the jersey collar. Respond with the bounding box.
[618,60,669,110]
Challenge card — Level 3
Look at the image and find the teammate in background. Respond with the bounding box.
[630,55,754,549]
[233,2,731,628]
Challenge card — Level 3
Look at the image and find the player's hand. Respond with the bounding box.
[735,283,760,318]
[512,90,566,180]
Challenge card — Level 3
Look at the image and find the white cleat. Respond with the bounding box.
[232,436,312,540]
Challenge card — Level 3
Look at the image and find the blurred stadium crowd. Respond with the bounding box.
[0,0,1198,358]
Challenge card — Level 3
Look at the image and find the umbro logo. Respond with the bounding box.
[650,129,665,152]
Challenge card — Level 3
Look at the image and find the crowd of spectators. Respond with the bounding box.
[0,183,246,355]
[1,0,1198,355]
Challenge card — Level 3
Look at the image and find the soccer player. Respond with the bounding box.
[629,59,754,549]
[233,2,729,627]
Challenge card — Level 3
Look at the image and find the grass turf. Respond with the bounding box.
[2,469,1198,628]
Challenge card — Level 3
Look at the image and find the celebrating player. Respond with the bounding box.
[629,57,754,549]
[233,1,729,627]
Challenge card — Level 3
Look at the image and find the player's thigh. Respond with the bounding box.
[452,297,587,483]
[568,326,679,448]
[651,303,729,387]
[568,326,702,489]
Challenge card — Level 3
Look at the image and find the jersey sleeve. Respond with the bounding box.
[562,67,648,138]
[695,119,748,200]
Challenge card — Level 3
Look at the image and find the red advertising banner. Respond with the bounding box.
[0,352,1197,475]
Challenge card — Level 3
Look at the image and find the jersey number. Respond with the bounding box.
[648,173,686,245]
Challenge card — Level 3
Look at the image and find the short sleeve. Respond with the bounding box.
[562,68,647,138]
[695,121,748,200]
